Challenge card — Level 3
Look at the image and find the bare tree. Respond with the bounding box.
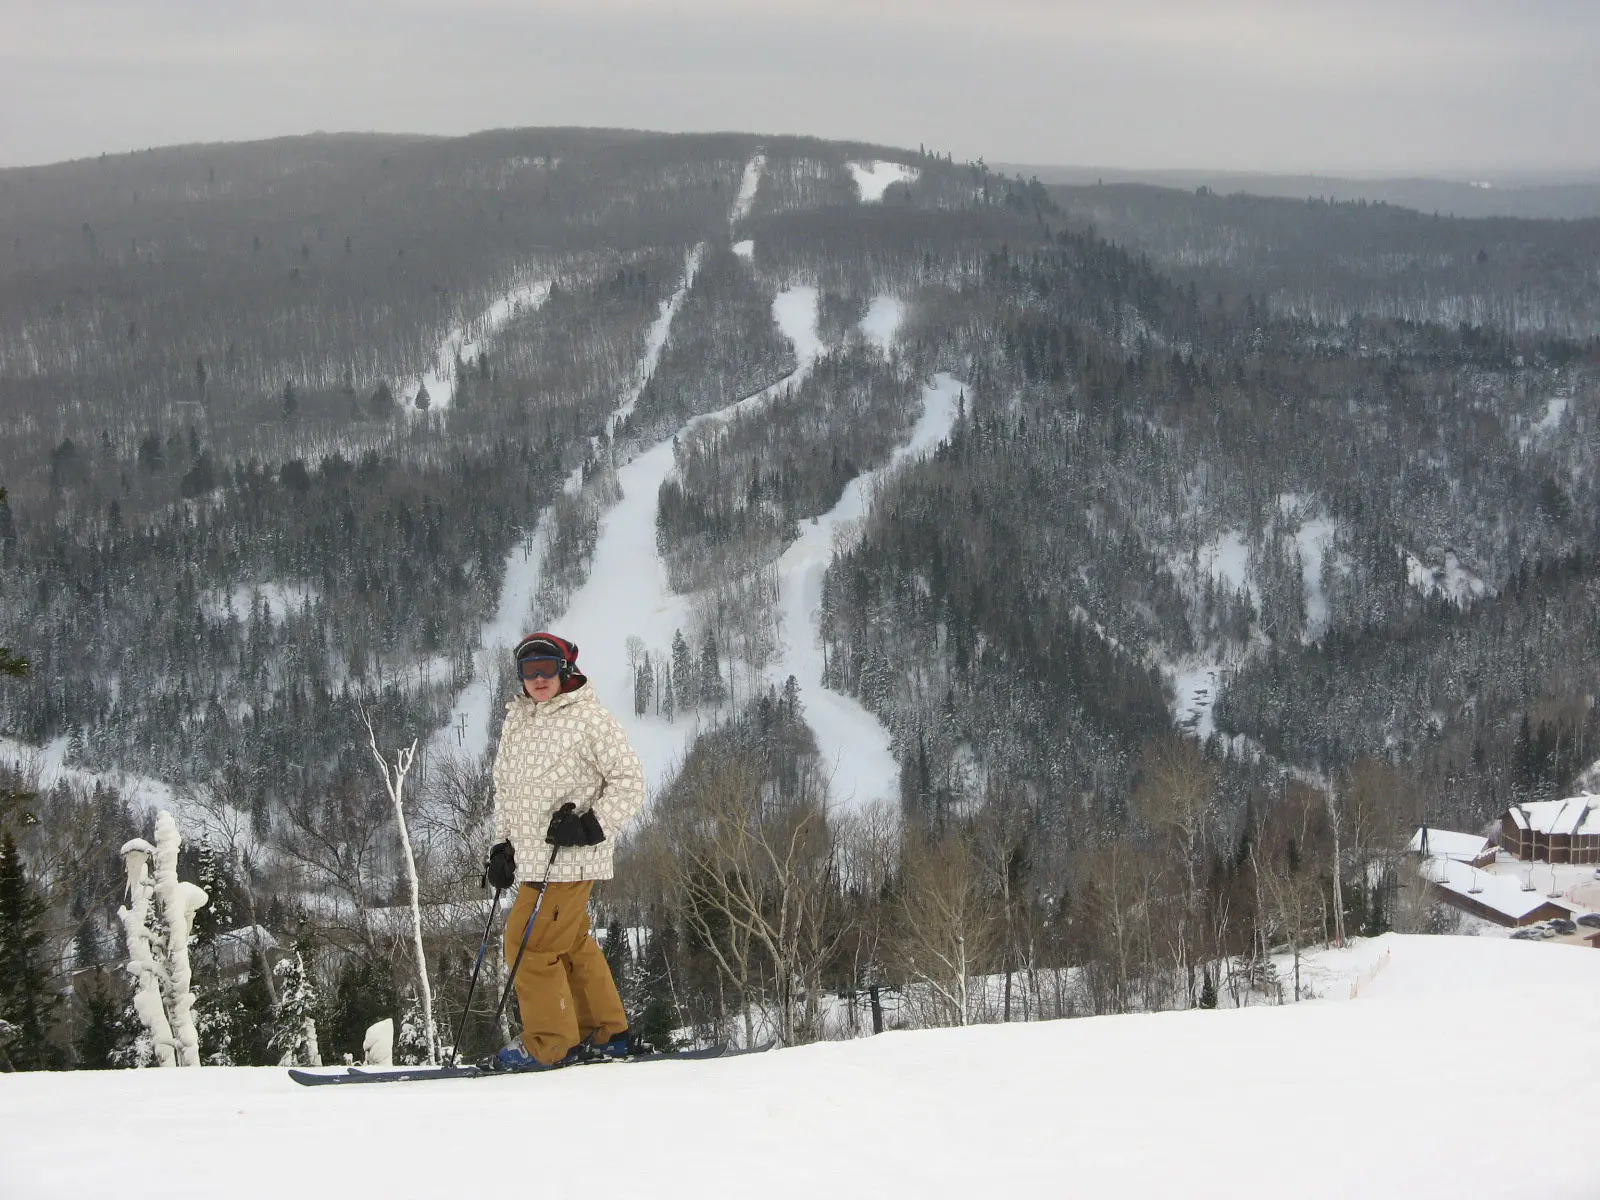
[886,829,999,1027]
[658,750,845,1046]
[360,705,436,1065]
[1131,734,1217,1006]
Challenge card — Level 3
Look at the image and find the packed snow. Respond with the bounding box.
[6,935,1598,1199]
[408,277,550,410]
[729,153,765,225]
[763,374,964,808]
[859,295,906,354]
[847,160,920,203]
[1171,662,1224,740]
[432,243,707,763]
[732,239,754,259]
[1195,529,1253,600]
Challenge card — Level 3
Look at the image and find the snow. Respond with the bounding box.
[732,239,754,259]
[206,581,316,624]
[1507,795,1600,837]
[729,153,765,225]
[1405,548,1489,605]
[763,374,965,808]
[1519,394,1570,448]
[543,285,826,797]
[772,284,824,364]
[611,243,706,435]
[1171,661,1224,741]
[847,160,920,203]
[1291,515,1337,640]
[7,935,1600,1199]
[432,243,707,765]
[1421,854,1578,922]
[859,295,906,354]
[408,277,551,411]
[1196,530,1253,599]
[1406,827,1490,862]
[0,734,180,814]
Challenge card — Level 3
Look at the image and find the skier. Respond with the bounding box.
[484,632,646,1067]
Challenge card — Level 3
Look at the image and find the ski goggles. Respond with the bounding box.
[517,656,564,681]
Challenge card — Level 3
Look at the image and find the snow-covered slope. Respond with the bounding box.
[6,935,1596,1199]
[848,160,920,202]
[408,277,550,410]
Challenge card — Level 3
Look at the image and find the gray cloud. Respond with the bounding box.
[2,0,1596,173]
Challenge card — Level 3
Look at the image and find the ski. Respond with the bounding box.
[287,1041,773,1087]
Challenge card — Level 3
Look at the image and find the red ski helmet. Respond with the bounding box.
[514,632,586,692]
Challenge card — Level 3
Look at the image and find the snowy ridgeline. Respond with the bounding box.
[5,935,1598,1199]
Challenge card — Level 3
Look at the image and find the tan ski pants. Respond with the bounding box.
[503,880,628,1064]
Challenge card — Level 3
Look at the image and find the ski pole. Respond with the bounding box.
[485,843,559,1061]
[444,884,505,1068]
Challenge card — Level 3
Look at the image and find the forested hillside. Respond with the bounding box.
[1,131,1596,1070]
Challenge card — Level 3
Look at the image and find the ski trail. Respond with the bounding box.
[432,246,703,763]
[730,152,766,227]
[763,373,966,810]
[409,277,551,410]
[549,285,824,795]
[433,156,761,764]
[611,244,705,439]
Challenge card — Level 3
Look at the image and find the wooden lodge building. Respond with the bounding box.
[1499,796,1600,865]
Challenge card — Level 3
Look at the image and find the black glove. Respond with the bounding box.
[545,802,588,848]
[484,840,517,891]
[578,809,605,846]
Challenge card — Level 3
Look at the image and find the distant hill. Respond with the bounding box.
[998,164,1600,220]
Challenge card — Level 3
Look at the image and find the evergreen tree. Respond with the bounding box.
[415,382,432,412]
[698,630,726,706]
[281,379,297,421]
[631,919,678,1052]
[74,967,134,1069]
[0,831,60,1069]
[325,957,399,1065]
[602,915,629,985]
[269,950,322,1066]
[634,656,654,718]
[672,630,697,711]
[227,949,278,1066]
[370,380,395,415]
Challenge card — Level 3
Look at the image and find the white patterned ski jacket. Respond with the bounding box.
[490,684,646,883]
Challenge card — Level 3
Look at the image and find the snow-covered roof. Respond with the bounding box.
[1422,856,1578,921]
[1505,797,1600,837]
[1407,828,1489,861]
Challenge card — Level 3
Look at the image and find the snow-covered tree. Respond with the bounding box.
[115,814,210,1067]
[396,992,445,1065]
[363,1018,394,1066]
[117,835,176,1066]
[269,951,322,1067]
[150,812,208,1065]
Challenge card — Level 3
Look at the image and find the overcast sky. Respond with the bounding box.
[3,0,1597,175]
